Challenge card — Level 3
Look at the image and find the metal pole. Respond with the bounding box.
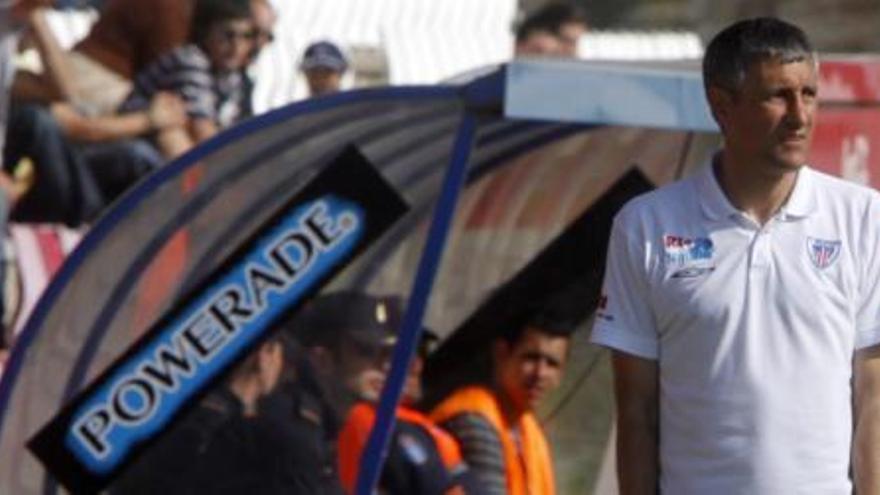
[355,111,477,495]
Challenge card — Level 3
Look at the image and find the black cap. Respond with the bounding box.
[286,291,401,349]
[300,40,349,72]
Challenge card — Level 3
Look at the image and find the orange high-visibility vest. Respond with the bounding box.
[337,402,465,493]
[430,385,556,495]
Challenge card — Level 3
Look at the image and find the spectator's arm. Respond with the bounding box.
[440,413,506,495]
[10,70,56,103]
[51,92,185,142]
[23,8,76,102]
[51,103,151,142]
[612,350,659,495]
[854,344,880,494]
[189,116,218,143]
[156,126,195,160]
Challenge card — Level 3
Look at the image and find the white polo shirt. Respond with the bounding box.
[592,161,880,494]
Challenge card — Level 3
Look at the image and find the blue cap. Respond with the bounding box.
[300,40,349,72]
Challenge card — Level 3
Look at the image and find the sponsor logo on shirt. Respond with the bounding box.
[807,237,841,270]
[664,235,714,278]
[596,293,613,322]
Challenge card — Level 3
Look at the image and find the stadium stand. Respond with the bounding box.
[20,2,704,110]
[2,0,705,364]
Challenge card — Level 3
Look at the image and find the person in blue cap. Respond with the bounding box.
[299,40,349,97]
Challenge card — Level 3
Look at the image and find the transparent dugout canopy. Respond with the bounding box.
[0,59,719,494]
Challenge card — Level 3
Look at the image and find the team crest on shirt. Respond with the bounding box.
[807,237,841,270]
[663,234,715,278]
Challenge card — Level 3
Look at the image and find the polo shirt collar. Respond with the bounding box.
[698,159,816,222]
[779,166,815,219]
[697,159,738,221]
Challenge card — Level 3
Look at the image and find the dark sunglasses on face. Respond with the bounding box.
[219,27,257,43]
[255,29,275,44]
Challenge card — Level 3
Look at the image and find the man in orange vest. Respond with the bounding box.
[430,287,582,495]
[337,321,483,495]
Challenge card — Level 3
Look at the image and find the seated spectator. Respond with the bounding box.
[119,0,256,159]
[514,2,589,58]
[68,0,196,115]
[7,8,187,225]
[299,41,349,98]
[237,0,277,119]
[514,26,563,57]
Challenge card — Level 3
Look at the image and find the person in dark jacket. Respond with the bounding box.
[112,334,334,494]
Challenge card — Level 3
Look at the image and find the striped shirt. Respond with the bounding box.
[440,413,507,495]
[120,44,245,128]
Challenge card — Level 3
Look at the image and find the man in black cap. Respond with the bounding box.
[299,40,349,97]
[292,290,400,414]
[292,291,483,495]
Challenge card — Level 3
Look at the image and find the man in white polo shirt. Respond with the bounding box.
[591,17,880,494]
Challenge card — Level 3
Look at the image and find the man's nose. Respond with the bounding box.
[535,359,553,380]
[787,94,812,128]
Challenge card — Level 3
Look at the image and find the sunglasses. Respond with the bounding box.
[218,27,258,43]
[255,29,275,44]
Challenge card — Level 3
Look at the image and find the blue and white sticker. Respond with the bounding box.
[664,234,715,278]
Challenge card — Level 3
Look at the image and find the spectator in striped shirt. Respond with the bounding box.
[119,0,256,159]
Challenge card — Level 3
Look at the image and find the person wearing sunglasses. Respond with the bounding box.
[236,0,276,120]
[118,0,256,159]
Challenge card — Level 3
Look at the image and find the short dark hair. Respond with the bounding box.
[515,2,588,43]
[702,17,816,94]
[189,0,253,46]
[499,281,589,345]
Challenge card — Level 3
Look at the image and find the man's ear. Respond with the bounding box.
[258,341,282,369]
[256,341,283,391]
[706,86,734,130]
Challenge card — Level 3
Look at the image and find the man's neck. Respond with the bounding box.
[228,378,260,417]
[715,152,800,226]
[494,387,527,425]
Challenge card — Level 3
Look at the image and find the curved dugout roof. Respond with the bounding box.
[0,59,718,494]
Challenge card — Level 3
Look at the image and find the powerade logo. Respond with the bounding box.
[27,146,408,494]
[64,197,360,474]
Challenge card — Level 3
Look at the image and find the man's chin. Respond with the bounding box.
[769,152,807,171]
[525,391,546,409]
[772,144,811,169]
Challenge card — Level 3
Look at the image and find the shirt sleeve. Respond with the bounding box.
[440,413,506,495]
[170,51,216,121]
[856,196,880,349]
[590,212,659,359]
